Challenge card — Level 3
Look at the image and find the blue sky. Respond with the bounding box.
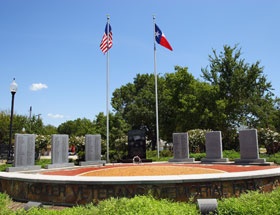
[1,0,279,127]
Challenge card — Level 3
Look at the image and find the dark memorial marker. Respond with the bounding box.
[121,129,151,162]
[127,130,146,159]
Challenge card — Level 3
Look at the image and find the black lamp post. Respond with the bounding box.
[6,78,18,164]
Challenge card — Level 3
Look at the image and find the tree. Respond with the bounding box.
[112,68,215,144]
[43,124,57,135]
[93,112,130,159]
[24,115,44,134]
[201,45,276,147]
[0,111,10,144]
[112,73,162,149]
[161,66,215,141]
[57,118,96,136]
[0,111,48,145]
[273,100,280,132]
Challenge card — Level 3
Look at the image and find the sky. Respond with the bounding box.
[1,0,279,127]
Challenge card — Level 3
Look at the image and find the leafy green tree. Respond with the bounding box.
[273,100,280,132]
[0,111,10,144]
[0,112,30,143]
[24,115,44,134]
[201,45,277,149]
[201,45,275,129]
[0,110,56,146]
[112,67,216,144]
[161,66,215,141]
[93,112,130,160]
[43,124,57,135]
[57,118,96,136]
[112,73,162,149]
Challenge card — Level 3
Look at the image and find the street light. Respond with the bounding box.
[6,78,18,164]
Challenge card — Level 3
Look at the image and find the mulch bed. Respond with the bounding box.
[40,163,278,177]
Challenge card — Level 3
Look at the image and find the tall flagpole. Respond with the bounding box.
[153,15,160,159]
[106,15,110,163]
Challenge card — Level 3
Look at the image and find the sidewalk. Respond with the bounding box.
[8,201,68,211]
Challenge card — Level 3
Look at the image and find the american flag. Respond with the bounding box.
[100,23,113,53]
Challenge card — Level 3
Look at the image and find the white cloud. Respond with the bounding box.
[30,83,48,91]
[47,113,64,119]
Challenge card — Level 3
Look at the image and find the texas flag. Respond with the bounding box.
[155,24,173,51]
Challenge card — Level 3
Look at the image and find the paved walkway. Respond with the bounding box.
[8,201,68,211]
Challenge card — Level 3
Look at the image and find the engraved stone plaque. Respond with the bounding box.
[235,129,266,164]
[14,134,36,167]
[51,134,69,164]
[202,131,228,163]
[80,134,105,166]
[169,133,194,163]
[6,134,41,172]
[46,134,74,169]
[85,134,101,161]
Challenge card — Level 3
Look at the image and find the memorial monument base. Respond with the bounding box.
[201,158,229,163]
[46,163,75,169]
[120,158,153,163]
[6,165,41,172]
[168,158,195,163]
[235,158,269,165]
[80,160,106,166]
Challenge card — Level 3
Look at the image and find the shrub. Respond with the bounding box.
[160,149,173,157]
[223,150,240,161]
[0,192,16,215]
[262,152,280,164]
[146,150,157,158]
[258,128,280,154]
[190,152,206,161]
[35,135,51,159]
[96,195,198,215]
[188,129,209,153]
[218,188,280,215]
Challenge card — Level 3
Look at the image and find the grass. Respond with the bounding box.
[35,159,52,168]
[2,188,280,214]
[147,150,280,164]
[218,188,280,214]
[261,152,280,164]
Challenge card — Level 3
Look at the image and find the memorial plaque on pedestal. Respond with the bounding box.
[46,134,74,169]
[235,129,267,164]
[202,131,228,163]
[6,134,41,172]
[169,133,194,163]
[80,134,105,166]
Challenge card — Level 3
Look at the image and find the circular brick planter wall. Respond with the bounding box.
[0,164,280,206]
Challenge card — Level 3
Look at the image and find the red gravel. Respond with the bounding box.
[40,163,278,176]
